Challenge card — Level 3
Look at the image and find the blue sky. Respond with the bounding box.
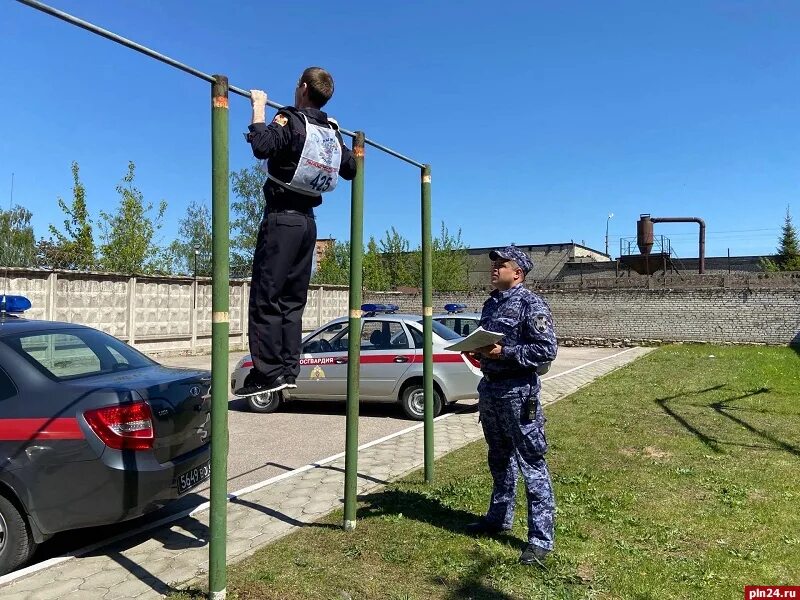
[1,0,798,260]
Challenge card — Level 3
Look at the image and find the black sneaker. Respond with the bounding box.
[285,376,297,389]
[519,544,550,568]
[234,373,289,397]
[464,519,511,537]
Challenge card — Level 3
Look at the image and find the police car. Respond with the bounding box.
[0,295,212,574]
[230,304,482,420]
[432,303,482,337]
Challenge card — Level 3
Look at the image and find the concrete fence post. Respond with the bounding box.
[190,279,198,353]
[127,276,137,346]
[317,286,324,328]
[46,272,57,320]
[240,281,248,350]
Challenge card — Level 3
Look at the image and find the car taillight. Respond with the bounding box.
[462,352,482,369]
[240,360,253,369]
[84,401,154,450]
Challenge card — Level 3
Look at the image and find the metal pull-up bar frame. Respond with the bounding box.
[14,0,425,168]
[13,1,437,599]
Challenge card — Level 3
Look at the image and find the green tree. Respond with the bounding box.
[230,163,264,277]
[380,227,413,288]
[35,238,65,269]
[48,161,96,270]
[98,161,167,274]
[163,200,212,276]
[312,240,349,285]
[762,206,800,272]
[431,222,468,291]
[363,236,391,290]
[0,205,36,267]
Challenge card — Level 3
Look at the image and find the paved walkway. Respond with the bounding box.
[0,347,652,599]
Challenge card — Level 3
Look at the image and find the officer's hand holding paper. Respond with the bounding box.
[444,327,505,352]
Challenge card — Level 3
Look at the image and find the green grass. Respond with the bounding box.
[172,345,800,600]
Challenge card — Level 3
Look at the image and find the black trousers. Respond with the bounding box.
[248,208,317,381]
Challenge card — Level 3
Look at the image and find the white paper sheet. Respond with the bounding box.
[443,327,505,352]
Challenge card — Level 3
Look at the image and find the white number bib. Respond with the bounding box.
[263,112,342,196]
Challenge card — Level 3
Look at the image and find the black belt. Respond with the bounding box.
[483,370,535,383]
[266,206,314,216]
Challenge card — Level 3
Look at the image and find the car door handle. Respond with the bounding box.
[393,356,409,363]
[334,357,348,364]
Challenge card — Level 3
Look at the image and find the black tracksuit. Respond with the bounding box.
[246,106,356,381]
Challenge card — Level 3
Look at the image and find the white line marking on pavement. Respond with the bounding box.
[0,347,642,586]
[542,347,639,381]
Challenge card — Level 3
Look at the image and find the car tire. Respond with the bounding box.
[400,383,443,421]
[0,494,36,575]
[247,391,281,414]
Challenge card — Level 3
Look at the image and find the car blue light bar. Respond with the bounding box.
[444,303,467,313]
[0,295,32,313]
[361,303,399,314]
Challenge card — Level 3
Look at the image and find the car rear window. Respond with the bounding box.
[1,328,155,381]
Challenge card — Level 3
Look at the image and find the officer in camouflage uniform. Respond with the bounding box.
[467,245,558,567]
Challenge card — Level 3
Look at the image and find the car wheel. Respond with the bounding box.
[400,384,443,420]
[247,391,281,414]
[0,495,35,575]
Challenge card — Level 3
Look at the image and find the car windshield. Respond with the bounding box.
[1,327,156,381]
[414,319,461,341]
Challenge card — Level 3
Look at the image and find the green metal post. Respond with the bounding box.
[421,165,434,484]
[208,74,230,600]
[344,132,365,531]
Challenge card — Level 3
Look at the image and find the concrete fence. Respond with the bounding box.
[1,268,348,356]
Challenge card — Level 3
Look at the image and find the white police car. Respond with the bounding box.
[432,303,482,337]
[230,304,482,420]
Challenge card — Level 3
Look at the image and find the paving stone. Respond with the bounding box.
[104,579,152,600]
[25,578,82,600]
[0,590,34,600]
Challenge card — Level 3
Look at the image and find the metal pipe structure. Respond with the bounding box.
[209,75,230,600]
[421,166,434,483]
[650,217,706,274]
[344,133,365,531]
[14,0,425,167]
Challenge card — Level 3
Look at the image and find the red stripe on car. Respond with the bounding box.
[0,418,84,441]
[251,353,463,369]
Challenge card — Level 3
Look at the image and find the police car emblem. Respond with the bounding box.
[533,314,549,333]
[189,385,202,397]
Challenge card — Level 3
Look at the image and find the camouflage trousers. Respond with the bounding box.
[478,377,555,550]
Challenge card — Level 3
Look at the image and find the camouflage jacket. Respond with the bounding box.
[479,284,558,377]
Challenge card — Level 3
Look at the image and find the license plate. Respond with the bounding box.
[177,460,211,495]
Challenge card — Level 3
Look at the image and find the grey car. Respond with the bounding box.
[0,295,211,575]
[231,308,482,420]
[433,303,481,337]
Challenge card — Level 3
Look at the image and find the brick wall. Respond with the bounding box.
[365,282,800,347]
[546,288,800,347]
